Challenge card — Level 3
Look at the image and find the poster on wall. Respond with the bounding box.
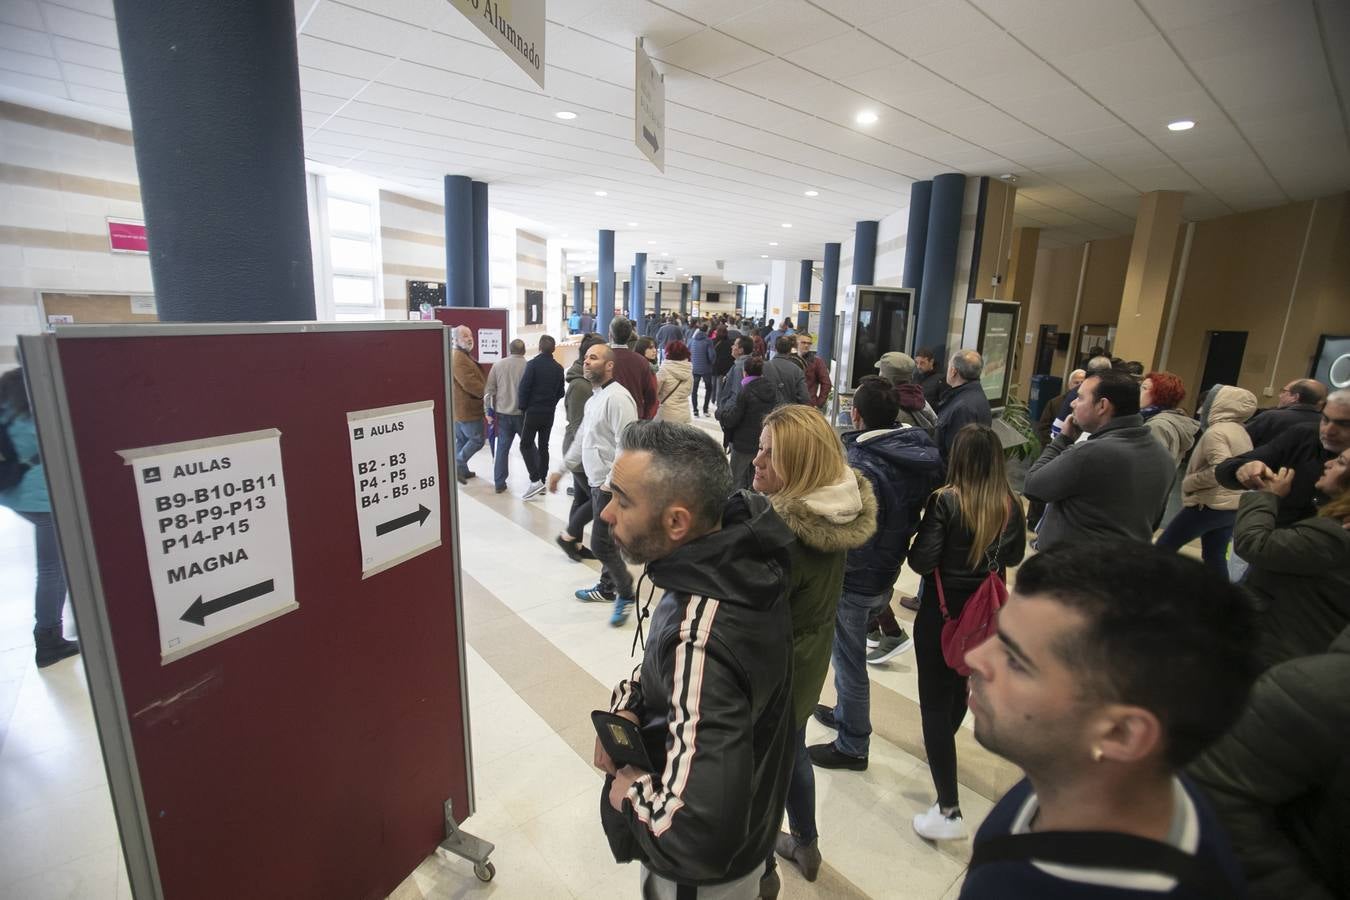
[525,290,543,326]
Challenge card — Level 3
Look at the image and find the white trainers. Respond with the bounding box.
[522,480,545,500]
[912,803,967,841]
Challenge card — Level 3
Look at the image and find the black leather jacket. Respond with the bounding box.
[908,490,1026,615]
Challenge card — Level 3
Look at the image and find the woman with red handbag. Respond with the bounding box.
[907,424,1025,841]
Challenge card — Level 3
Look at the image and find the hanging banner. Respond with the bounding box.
[120,429,298,664]
[635,37,665,172]
[447,0,546,89]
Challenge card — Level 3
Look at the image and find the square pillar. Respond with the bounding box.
[1114,191,1184,368]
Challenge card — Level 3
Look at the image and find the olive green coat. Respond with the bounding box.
[770,469,878,726]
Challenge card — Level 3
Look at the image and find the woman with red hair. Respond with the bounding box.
[1141,371,1200,466]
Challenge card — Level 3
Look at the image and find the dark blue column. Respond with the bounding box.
[654,281,662,318]
[572,275,582,317]
[917,173,966,359]
[443,175,474,307]
[797,259,813,331]
[680,282,689,316]
[597,229,615,337]
[852,220,879,286]
[691,275,701,304]
[735,284,745,313]
[903,180,932,300]
[633,253,647,331]
[622,280,630,312]
[471,180,489,308]
[111,0,314,321]
[818,242,841,362]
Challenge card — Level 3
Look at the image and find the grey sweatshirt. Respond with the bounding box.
[1025,413,1176,551]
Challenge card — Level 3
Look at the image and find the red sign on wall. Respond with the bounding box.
[107,218,148,253]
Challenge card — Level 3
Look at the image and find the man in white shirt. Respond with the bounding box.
[549,344,639,626]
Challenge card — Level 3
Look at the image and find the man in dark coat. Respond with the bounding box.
[934,349,992,461]
[515,334,565,499]
[1244,378,1327,448]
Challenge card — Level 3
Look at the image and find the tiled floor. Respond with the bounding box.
[1,413,1023,899]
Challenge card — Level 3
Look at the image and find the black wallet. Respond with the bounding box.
[591,710,655,771]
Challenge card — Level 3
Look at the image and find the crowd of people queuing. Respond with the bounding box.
[445,313,1349,898]
[1,300,1342,900]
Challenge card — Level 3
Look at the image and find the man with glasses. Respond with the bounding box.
[795,332,831,411]
[1245,379,1327,448]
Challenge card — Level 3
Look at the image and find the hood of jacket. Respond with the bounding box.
[845,424,943,472]
[659,358,691,378]
[647,491,794,611]
[740,376,779,402]
[895,382,927,412]
[1207,385,1258,425]
[566,358,587,384]
[768,468,877,553]
[689,330,710,348]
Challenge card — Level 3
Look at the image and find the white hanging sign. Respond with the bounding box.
[477,328,503,362]
[446,0,546,89]
[120,429,297,664]
[347,401,442,578]
[635,37,665,172]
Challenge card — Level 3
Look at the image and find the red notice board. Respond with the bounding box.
[22,323,471,900]
[433,306,509,377]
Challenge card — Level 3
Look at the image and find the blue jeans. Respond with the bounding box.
[1156,505,1236,577]
[493,413,523,489]
[831,589,891,757]
[453,419,485,477]
[19,511,68,630]
[784,724,816,841]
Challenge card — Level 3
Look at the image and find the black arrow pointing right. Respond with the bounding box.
[376,503,431,536]
[180,579,275,626]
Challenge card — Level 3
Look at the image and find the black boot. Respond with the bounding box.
[34,625,80,668]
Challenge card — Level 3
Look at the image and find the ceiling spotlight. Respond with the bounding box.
[760,254,768,258]
[627,221,638,227]
[594,190,608,196]
[555,111,577,120]
[998,173,1018,183]
[769,241,779,246]
[804,189,819,197]
[781,223,792,228]
[855,110,878,125]
[1167,119,1195,132]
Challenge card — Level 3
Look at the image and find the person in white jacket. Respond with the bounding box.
[548,344,639,625]
[1156,385,1258,575]
[654,340,693,424]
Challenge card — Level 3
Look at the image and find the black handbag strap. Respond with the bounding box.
[970,831,1235,899]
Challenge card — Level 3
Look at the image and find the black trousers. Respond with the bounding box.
[915,587,969,809]
[567,471,592,538]
[519,411,554,483]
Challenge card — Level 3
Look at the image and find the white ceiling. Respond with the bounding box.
[1,0,1347,273]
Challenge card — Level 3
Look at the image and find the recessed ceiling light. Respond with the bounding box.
[627,221,638,227]
[555,111,577,120]
[855,110,878,125]
[648,240,656,244]
[804,189,819,197]
[1167,119,1195,132]
[781,223,792,228]
[760,254,768,258]
[768,241,779,246]
[594,190,607,196]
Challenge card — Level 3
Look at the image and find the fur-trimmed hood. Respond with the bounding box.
[769,468,877,553]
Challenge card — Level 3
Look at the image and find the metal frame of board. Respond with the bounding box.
[18,321,476,900]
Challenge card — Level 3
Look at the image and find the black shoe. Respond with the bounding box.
[758,864,781,899]
[578,545,596,560]
[808,741,867,771]
[494,484,507,493]
[556,534,583,562]
[812,703,838,729]
[775,832,822,881]
[34,626,79,668]
[456,471,468,485]
[464,470,477,479]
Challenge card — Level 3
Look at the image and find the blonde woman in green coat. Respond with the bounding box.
[752,404,877,896]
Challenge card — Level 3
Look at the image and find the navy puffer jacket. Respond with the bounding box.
[689,330,715,376]
[842,426,944,596]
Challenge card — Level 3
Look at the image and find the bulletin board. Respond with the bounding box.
[20,322,473,900]
[433,306,509,373]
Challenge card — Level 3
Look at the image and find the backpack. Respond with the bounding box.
[935,503,1011,675]
[761,362,794,409]
[0,417,33,492]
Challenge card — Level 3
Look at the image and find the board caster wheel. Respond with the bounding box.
[474,861,495,882]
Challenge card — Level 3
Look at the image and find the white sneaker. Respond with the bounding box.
[522,480,545,499]
[912,803,966,841]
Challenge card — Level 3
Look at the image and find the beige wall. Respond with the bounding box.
[378,189,444,319]
[0,102,153,365]
[1165,192,1350,402]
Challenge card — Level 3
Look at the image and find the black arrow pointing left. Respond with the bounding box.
[180,579,275,626]
[376,503,431,536]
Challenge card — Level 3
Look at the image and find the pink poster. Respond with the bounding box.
[108,218,148,253]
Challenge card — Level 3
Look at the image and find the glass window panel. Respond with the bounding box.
[330,237,374,272]
[327,197,372,236]
[332,275,375,306]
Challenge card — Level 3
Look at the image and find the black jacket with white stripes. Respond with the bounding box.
[608,490,796,886]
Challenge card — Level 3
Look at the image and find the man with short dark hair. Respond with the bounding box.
[717,335,756,412]
[483,338,528,493]
[763,338,810,406]
[1244,378,1327,448]
[609,316,660,420]
[1025,370,1175,551]
[934,349,992,461]
[961,544,1256,899]
[596,421,796,899]
[1052,355,1114,439]
[913,347,948,408]
[796,332,831,410]
[516,335,565,500]
[654,315,684,359]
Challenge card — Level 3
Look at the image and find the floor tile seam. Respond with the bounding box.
[0,842,122,888]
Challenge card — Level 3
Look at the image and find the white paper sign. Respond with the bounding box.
[120,429,297,664]
[477,328,503,363]
[447,0,546,89]
[635,38,666,172]
[347,401,442,577]
[130,296,156,315]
